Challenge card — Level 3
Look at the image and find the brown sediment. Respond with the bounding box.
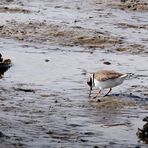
[0,20,147,54]
[0,6,31,13]
[117,1,148,11]
[73,35,120,48]
[0,21,122,49]
[118,23,148,29]
[90,97,137,110]
[115,47,127,52]
[129,44,145,53]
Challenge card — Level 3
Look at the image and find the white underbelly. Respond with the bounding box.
[94,77,125,89]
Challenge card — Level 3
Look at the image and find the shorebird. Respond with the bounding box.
[87,70,128,99]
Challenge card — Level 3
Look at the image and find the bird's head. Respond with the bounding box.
[87,73,95,97]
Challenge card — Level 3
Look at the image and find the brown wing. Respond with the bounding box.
[94,70,123,81]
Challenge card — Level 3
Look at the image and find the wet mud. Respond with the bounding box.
[117,1,148,11]
[0,0,148,147]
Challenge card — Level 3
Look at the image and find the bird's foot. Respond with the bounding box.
[88,96,101,102]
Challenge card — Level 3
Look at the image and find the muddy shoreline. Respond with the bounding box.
[0,0,148,147]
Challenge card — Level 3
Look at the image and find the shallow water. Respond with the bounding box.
[0,38,147,147]
[0,0,148,147]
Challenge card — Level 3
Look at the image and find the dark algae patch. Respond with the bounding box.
[137,117,148,144]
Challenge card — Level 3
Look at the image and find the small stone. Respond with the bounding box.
[93,146,100,148]
[81,69,87,75]
[97,99,101,102]
[80,139,88,142]
[103,61,111,65]
[45,59,50,62]
[90,51,93,54]
[0,131,5,138]
[46,130,53,135]
[54,100,58,103]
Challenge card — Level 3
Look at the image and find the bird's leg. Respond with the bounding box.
[93,90,101,99]
[104,88,112,96]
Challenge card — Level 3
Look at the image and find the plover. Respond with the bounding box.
[87,70,128,99]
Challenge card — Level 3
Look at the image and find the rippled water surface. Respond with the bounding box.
[0,0,148,147]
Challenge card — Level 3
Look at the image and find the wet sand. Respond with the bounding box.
[0,0,148,147]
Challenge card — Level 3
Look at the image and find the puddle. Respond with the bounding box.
[0,0,148,147]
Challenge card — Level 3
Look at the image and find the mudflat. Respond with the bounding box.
[0,0,148,147]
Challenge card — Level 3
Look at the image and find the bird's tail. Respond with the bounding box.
[121,73,128,78]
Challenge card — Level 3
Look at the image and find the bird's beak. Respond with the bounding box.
[87,76,93,97]
[89,86,92,97]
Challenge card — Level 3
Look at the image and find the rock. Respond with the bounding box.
[0,53,12,78]
[103,61,111,65]
[45,59,50,62]
[137,117,148,142]
[0,131,5,138]
[93,146,100,148]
